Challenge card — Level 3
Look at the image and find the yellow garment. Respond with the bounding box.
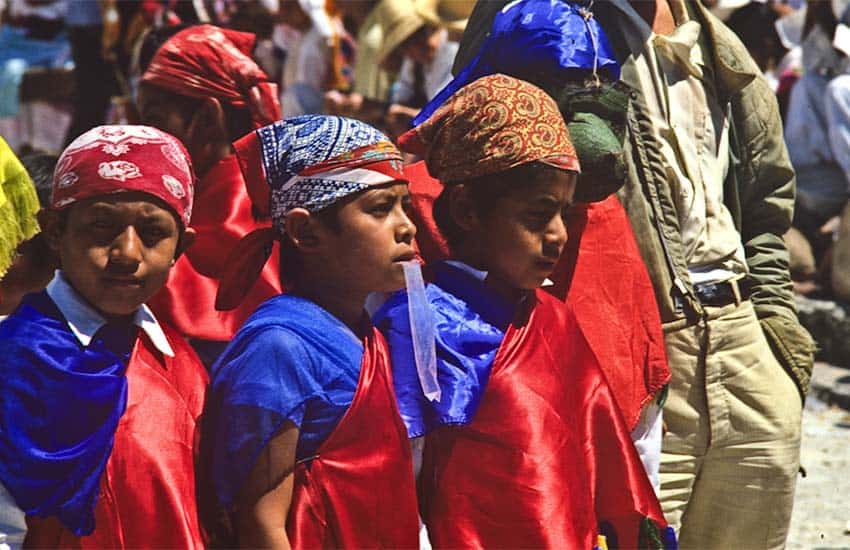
[353,0,395,100]
[0,137,40,278]
[416,0,475,40]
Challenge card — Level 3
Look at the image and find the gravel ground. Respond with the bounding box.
[787,395,850,549]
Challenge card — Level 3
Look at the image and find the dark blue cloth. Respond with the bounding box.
[413,0,620,126]
[373,262,516,437]
[207,294,364,508]
[0,291,136,536]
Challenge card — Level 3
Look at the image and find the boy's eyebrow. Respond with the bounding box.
[527,195,572,208]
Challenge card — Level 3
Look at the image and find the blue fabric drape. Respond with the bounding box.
[374,262,516,437]
[207,294,364,508]
[413,0,620,126]
[0,291,135,536]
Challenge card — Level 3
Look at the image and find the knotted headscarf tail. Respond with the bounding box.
[398,74,580,184]
[216,115,407,310]
[141,24,281,128]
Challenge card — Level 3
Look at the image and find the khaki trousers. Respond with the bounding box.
[659,301,802,549]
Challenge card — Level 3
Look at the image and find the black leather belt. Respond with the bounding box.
[693,278,752,307]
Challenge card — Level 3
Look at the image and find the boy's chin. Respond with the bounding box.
[88,287,152,318]
[96,298,147,318]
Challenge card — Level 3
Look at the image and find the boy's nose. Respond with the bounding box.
[545,215,568,250]
[109,227,143,266]
[396,211,417,244]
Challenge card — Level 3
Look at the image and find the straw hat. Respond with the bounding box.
[376,0,438,69]
[415,0,475,41]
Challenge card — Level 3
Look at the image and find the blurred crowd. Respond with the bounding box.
[6,0,850,304]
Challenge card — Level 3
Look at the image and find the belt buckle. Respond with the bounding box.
[730,279,742,306]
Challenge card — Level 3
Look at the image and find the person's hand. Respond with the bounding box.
[820,215,841,236]
[385,103,418,139]
[323,91,363,116]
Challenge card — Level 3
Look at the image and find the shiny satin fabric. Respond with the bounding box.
[549,196,671,429]
[0,293,130,536]
[24,326,208,549]
[402,161,669,430]
[148,154,282,342]
[421,290,667,548]
[287,328,420,549]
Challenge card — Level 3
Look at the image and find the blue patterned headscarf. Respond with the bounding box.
[218,115,407,310]
[234,115,406,233]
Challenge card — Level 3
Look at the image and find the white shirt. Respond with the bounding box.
[0,271,174,549]
[390,30,459,105]
[627,3,748,285]
[280,24,330,116]
[45,270,174,357]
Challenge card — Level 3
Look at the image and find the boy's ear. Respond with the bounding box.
[38,209,63,252]
[284,209,322,252]
[174,227,197,260]
[448,184,480,232]
[185,97,230,176]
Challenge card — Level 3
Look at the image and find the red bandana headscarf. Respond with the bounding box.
[399,73,580,182]
[53,125,195,226]
[141,24,282,128]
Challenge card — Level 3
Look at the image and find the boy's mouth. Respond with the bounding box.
[535,259,558,271]
[102,275,144,288]
[393,251,417,263]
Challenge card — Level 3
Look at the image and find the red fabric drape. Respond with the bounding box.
[25,325,208,549]
[402,160,669,429]
[149,154,282,342]
[421,291,667,548]
[288,329,420,549]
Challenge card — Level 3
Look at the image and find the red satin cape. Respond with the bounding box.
[149,154,282,342]
[402,160,669,429]
[287,328,420,549]
[420,291,667,548]
[24,324,208,549]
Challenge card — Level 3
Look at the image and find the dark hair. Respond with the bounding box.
[277,204,343,286]
[433,162,567,247]
[137,25,255,142]
[20,153,57,208]
[137,24,192,74]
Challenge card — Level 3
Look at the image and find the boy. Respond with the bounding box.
[203,115,420,548]
[0,125,207,548]
[376,75,673,548]
[138,24,283,365]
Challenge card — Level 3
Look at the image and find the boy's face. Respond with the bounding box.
[474,171,577,292]
[136,83,192,146]
[314,182,417,295]
[46,192,187,317]
[401,25,441,65]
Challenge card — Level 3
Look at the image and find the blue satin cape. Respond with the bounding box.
[414,0,620,126]
[206,294,364,509]
[0,291,136,536]
[374,261,516,437]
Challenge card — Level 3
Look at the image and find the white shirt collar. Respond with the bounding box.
[45,271,175,357]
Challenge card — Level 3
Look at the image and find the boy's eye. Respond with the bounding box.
[370,200,394,215]
[140,225,169,245]
[525,211,553,229]
[90,219,113,230]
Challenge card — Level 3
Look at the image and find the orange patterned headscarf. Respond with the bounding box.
[398,74,579,183]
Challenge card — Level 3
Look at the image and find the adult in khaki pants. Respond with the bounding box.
[456,0,815,547]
